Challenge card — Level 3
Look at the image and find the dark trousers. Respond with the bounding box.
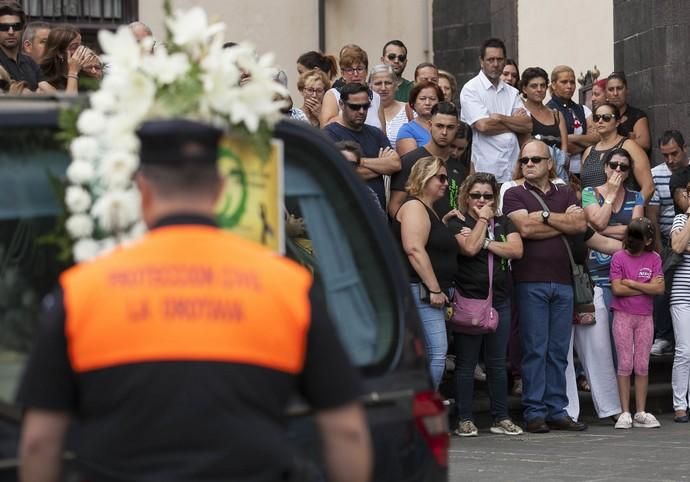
[454,298,511,422]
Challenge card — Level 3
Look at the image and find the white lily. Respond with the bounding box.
[98,26,142,72]
[167,7,225,51]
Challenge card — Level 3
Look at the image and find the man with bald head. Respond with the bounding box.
[503,140,587,434]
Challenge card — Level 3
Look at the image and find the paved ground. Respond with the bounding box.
[449,414,690,481]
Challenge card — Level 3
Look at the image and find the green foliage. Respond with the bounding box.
[55,104,83,149]
[234,120,274,163]
[156,64,204,117]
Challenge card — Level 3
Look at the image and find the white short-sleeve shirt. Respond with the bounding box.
[460,70,525,183]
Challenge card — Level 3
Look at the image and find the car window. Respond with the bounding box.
[0,124,68,406]
[284,161,395,367]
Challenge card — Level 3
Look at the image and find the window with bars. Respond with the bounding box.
[20,0,139,47]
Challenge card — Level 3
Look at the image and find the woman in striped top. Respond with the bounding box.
[670,185,690,423]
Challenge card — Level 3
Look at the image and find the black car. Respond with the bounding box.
[0,98,448,481]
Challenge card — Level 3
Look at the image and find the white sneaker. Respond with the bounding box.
[455,420,479,437]
[490,419,524,436]
[615,412,632,429]
[633,412,661,428]
[650,338,673,356]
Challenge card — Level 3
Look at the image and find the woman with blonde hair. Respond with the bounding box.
[438,70,458,105]
[547,65,598,176]
[392,156,457,389]
[297,68,330,127]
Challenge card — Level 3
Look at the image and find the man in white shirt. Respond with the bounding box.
[460,38,532,183]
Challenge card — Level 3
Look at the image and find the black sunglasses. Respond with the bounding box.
[608,161,630,172]
[469,192,494,200]
[593,113,616,122]
[435,174,448,184]
[518,156,548,165]
[345,102,371,111]
[0,22,23,32]
[386,53,407,62]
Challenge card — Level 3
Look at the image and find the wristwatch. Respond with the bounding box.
[541,210,550,225]
[482,238,491,250]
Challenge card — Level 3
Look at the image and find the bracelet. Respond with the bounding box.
[604,198,613,205]
[482,238,491,250]
[429,289,442,294]
[67,74,79,80]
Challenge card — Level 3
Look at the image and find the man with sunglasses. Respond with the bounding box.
[388,101,465,218]
[381,40,412,103]
[460,37,532,184]
[324,82,401,211]
[0,0,50,92]
[503,140,587,433]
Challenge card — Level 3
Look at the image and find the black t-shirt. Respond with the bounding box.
[435,156,469,218]
[670,166,690,214]
[0,49,43,91]
[391,197,457,290]
[448,215,516,301]
[324,122,391,208]
[17,224,361,481]
[617,104,647,139]
[570,226,596,267]
[391,146,432,193]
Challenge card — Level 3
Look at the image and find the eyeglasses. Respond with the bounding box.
[342,67,366,75]
[593,113,616,122]
[469,192,494,200]
[518,156,548,165]
[0,22,23,32]
[345,102,371,111]
[303,87,324,95]
[435,174,449,184]
[386,53,407,62]
[608,161,630,172]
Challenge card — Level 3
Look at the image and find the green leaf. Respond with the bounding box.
[55,105,83,149]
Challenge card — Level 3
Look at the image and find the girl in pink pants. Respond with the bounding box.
[610,218,665,429]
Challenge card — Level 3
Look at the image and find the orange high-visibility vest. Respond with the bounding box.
[61,225,313,375]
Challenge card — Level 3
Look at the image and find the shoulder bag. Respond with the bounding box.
[527,190,595,322]
[449,219,499,334]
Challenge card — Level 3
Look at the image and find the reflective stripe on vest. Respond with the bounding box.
[62,225,312,374]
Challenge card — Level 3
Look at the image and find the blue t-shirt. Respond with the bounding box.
[583,187,644,287]
[323,122,391,208]
[396,121,431,149]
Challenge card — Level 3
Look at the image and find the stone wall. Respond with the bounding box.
[613,0,690,163]
[432,0,518,95]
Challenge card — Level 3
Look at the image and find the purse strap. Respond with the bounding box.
[526,188,578,273]
[487,219,494,292]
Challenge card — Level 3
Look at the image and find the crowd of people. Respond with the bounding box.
[2,0,690,438]
[297,37,690,436]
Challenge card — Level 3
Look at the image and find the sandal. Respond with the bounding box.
[577,375,590,392]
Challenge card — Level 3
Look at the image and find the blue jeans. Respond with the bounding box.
[516,282,573,422]
[454,298,511,422]
[410,283,448,390]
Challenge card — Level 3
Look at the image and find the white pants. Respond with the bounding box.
[671,303,690,411]
[565,328,579,421]
[573,286,622,418]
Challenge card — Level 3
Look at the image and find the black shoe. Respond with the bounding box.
[547,416,587,431]
[525,418,550,433]
[674,414,689,423]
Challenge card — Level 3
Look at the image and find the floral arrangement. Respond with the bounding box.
[62,1,287,262]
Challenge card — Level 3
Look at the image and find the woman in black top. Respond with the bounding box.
[520,67,569,175]
[392,156,457,390]
[445,173,524,437]
[606,72,651,153]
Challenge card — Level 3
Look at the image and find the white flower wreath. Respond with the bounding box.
[63,4,287,262]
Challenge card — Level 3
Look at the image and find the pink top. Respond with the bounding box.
[609,250,662,316]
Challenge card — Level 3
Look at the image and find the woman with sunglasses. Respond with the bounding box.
[392,156,457,390]
[580,103,653,203]
[319,44,385,130]
[395,81,443,156]
[581,147,644,408]
[445,173,523,437]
